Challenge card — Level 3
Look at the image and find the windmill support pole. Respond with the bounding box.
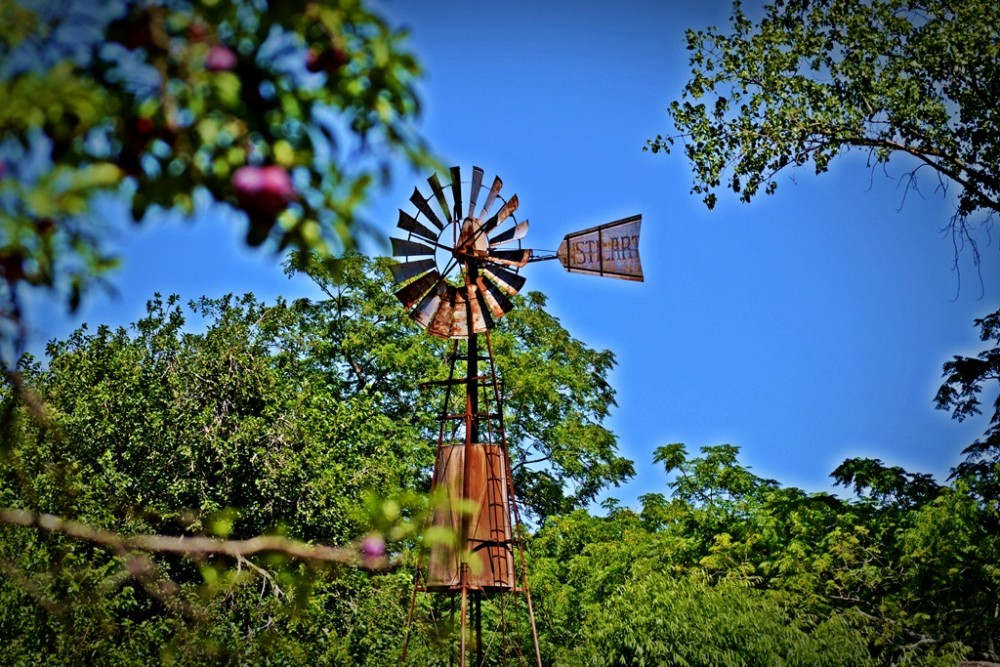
[459,271,480,667]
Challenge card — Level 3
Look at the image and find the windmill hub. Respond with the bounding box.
[389,166,530,339]
[457,217,489,259]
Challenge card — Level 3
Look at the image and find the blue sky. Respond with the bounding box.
[25,0,1000,507]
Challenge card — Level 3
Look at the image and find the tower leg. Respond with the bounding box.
[459,586,468,667]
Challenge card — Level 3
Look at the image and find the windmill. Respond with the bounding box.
[392,166,642,666]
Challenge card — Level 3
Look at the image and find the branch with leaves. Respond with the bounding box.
[0,507,390,569]
[0,0,435,356]
[650,0,1000,263]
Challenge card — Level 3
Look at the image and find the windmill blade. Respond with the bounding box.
[390,258,436,285]
[479,175,503,221]
[391,237,436,258]
[471,284,495,334]
[482,194,518,235]
[412,282,447,331]
[483,266,526,296]
[428,173,453,225]
[410,187,445,231]
[425,283,492,339]
[488,219,528,247]
[467,166,484,219]
[398,209,439,243]
[394,271,440,310]
[476,276,515,320]
[449,287,470,338]
[426,284,457,338]
[486,248,532,268]
[465,282,491,336]
[449,166,463,222]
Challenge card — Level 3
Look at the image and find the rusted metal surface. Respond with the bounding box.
[427,172,453,224]
[425,285,455,338]
[391,167,530,340]
[482,266,526,296]
[483,194,518,234]
[426,442,515,591]
[488,219,528,246]
[556,214,643,281]
[457,216,488,257]
[394,271,438,310]
[450,166,463,220]
[467,166,484,218]
[412,282,445,331]
[477,276,513,320]
[487,248,531,268]
[480,175,502,220]
[463,283,491,336]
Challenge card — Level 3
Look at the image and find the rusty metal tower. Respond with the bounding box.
[392,166,642,666]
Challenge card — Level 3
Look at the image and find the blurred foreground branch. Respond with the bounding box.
[0,507,391,570]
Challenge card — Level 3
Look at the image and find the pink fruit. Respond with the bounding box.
[232,164,295,217]
[134,117,155,135]
[359,534,386,558]
[232,164,296,246]
[205,45,237,71]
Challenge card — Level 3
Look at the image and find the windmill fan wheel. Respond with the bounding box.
[389,166,532,339]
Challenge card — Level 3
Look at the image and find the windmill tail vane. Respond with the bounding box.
[391,165,641,667]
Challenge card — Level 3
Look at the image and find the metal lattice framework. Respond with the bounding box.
[393,166,642,667]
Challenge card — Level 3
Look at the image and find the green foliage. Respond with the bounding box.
[0,284,434,663]
[3,279,999,665]
[831,457,941,509]
[291,253,633,521]
[491,291,634,518]
[567,573,872,667]
[531,436,999,666]
[0,0,432,331]
[936,308,1000,500]
[651,0,1000,236]
[0,254,629,664]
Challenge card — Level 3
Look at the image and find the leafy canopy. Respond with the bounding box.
[650,0,999,250]
[0,0,431,332]
[0,255,631,664]
[935,308,1000,500]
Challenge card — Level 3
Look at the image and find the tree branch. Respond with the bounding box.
[0,507,392,570]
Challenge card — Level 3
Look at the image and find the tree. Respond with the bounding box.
[564,572,873,667]
[529,441,996,666]
[0,255,631,663]
[649,0,999,257]
[1,290,420,665]
[290,253,634,520]
[530,447,875,667]
[0,0,431,342]
[936,308,1000,500]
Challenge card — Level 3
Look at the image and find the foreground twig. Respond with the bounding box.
[0,507,392,570]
